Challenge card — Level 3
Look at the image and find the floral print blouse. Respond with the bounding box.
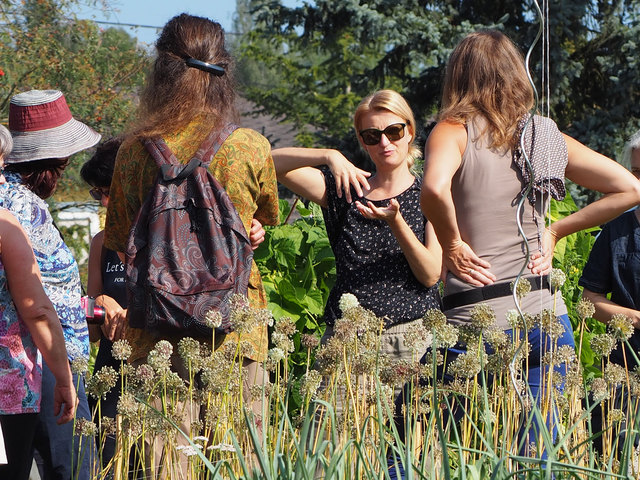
[0,172,89,364]
[0,241,41,414]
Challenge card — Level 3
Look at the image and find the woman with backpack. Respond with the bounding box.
[103,13,279,478]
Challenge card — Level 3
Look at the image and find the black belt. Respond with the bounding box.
[442,275,552,311]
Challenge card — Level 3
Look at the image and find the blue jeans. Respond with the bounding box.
[438,314,575,454]
[35,361,96,480]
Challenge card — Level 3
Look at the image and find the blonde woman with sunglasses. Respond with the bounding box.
[272,89,442,367]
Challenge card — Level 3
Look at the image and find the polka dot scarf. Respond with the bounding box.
[513,114,568,205]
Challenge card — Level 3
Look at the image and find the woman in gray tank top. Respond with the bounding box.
[421,30,640,455]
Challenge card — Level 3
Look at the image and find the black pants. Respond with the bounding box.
[0,412,39,480]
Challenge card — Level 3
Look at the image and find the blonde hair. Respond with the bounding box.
[439,30,534,151]
[353,89,421,167]
[621,129,640,170]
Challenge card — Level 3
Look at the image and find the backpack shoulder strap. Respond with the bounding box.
[142,123,239,181]
[193,123,239,168]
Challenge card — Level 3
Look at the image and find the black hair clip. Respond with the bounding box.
[185,57,225,76]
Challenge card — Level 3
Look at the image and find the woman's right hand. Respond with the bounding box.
[326,150,371,203]
[445,240,496,286]
[96,295,127,341]
[53,381,77,425]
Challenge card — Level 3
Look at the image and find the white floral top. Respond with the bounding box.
[0,173,89,363]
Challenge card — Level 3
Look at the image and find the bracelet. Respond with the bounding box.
[547,226,560,240]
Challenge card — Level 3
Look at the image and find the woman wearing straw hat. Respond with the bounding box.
[0,124,77,480]
[0,89,100,480]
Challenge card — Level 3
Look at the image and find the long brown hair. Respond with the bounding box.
[439,30,534,150]
[132,14,237,139]
[353,90,421,167]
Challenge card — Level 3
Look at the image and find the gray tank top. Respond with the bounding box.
[443,116,568,330]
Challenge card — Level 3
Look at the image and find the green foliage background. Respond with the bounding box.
[237,0,640,197]
[0,0,150,201]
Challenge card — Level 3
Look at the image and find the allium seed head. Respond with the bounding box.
[71,357,88,375]
[576,297,596,320]
[203,309,222,329]
[422,309,447,330]
[338,293,360,313]
[511,278,532,300]
[608,313,634,342]
[590,334,616,358]
[301,334,320,349]
[111,339,132,361]
[469,303,496,331]
[74,418,98,436]
[549,268,567,289]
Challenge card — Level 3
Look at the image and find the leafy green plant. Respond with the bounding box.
[549,195,604,379]
[254,199,336,410]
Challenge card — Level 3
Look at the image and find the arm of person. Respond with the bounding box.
[582,288,640,329]
[421,121,495,286]
[272,147,371,205]
[87,231,127,342]
[355,198,442,287]
[0,212,76,424]
[529,134,640,274]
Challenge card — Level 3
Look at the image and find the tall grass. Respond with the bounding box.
[76,288,640,479]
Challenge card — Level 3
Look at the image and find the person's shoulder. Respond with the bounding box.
[0,176,47,211]
[427,120,467,151]
[0,208,28,245]
[229,127,270,147]
[605,208,638,231]
[532,114,563,137]
[222,127,273,166]
[118,136,146,158]
[0,208,20,228]
[90,229,105,247]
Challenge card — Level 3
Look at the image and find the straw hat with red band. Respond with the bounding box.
[6,90,101,164]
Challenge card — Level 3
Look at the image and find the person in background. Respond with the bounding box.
[1,90,100,480]
[80,137,126,470]
[421,30,640,451]
[273,89,442,480]
[272,89,442,402]
[103,14,278,478]
[0,124,77,480]
[579,128,640,452]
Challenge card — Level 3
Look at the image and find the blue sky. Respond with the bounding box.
[75,1,302,46]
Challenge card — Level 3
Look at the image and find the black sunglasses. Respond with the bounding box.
[89,187,109,201]
[359,123,407,146]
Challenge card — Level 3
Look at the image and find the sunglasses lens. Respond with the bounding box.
[90,188,107,201]
[359,123,406,145]
[360,131,381,146]
[384,124,405,141]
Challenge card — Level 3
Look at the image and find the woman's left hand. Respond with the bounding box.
[355,198,400,223]
[528,227,557,275]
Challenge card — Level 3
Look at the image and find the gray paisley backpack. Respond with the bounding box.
[125,124,253,335]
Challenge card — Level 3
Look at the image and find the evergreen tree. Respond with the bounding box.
[239,0,640,177]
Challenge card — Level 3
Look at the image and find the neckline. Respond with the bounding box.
[362,176,418,202]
